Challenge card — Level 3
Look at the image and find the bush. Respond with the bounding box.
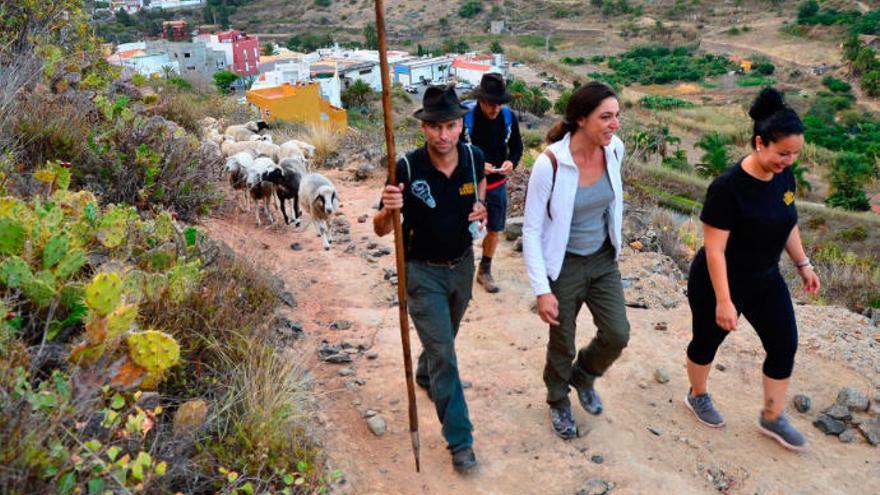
[302,124,341,168]
[314,0,331,6]
[736,75,776,87]
[860,70,880,97]
[638,95,694,110]
[554,88,572,115]
[459,0,482,18]
[508,79,551,117]
[212,70,239,95]
[822,76,852,93]
[662,149,690,172]
[560,56,586,65]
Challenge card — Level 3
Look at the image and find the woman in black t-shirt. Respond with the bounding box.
[683,88,820,452]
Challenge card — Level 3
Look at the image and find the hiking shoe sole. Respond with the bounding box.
[683,395,725,428]
[758,424,808,452]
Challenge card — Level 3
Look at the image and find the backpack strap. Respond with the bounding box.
[543,148,558,220]
[466,144,479,202]
[463,109,475,144]
[501,106,513,146]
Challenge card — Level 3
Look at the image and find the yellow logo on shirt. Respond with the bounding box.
[783,191,795,205]
[459,183,475,196]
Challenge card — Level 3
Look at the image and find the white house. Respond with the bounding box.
[338,60,381,92]
[147,0,205,10]
[451,54,506,85]
[122,52,180,77]
[393,56,454,86]
[252,59,311,90]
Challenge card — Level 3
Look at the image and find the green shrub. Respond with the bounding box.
[314,0,331,6]
[554,88,572,115]
[822,76,852,93]
[341,80,377,109]
[212,70,239,95]
[459,0,482,18]
[736,75,776,87]
[662,149,690,172]
[560,56,586,65]
[508,79,551,116]
[590,45,735,87]
[836,225,868,242]
[638,95,695,110]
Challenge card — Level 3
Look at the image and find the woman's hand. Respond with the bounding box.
[715,299,738,331]
[798,266,820,294]
[537,293,560,326]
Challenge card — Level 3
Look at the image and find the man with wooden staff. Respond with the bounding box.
[373,84,487,473]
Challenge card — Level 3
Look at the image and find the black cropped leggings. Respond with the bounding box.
[686,262,798,380]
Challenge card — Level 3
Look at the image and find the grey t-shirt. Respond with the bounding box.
[566,170,613,256]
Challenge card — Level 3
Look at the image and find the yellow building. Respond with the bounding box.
[246,82,347,131]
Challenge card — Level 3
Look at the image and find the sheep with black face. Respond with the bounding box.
[262,156,307,227]
[298,173,339,250]
[246,156,279,227]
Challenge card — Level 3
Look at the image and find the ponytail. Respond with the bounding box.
[546,120,578,143]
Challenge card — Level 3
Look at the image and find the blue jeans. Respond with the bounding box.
[408,252,475,452]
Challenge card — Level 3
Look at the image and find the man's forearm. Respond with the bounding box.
[373,207,395,237]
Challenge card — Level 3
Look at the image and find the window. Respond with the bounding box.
[184,52,190,58]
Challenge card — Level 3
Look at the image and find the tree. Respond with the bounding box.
[213,70,239,95]
[861,70,880,97]
[825,152,873,211]
[853,48,878,76]
[341,80,376,109]
[490,40,503,54]
[116,8,134,26]
[695,131,732,178]
[508,79,551,116]
[363,23,378,50]
[790,162,812,197]
[554,89,572,116]
[263,43,274,56]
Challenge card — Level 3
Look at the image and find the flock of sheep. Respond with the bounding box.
[204,120,340,250]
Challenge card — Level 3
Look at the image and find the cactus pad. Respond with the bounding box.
[0,217,26,255]
[86,272,123,316]
[0,256,33,288]
[126,330,180,374]
[69,341,106,366]
[42,233,69,269]
[54,248,87,280]
[143,273,167,302]
[97,205,135,248]
[85,313,108,345]
[167,260,200,303]
[107,304,138,339]
[108,356,146,391]
[24,278,55,307]
[152,211,174,244]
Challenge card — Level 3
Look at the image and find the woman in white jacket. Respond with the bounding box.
[522,82,630,439]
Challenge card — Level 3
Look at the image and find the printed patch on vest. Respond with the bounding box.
[783,191,795,206]
[459,182,475,196]
[411,180,436,208]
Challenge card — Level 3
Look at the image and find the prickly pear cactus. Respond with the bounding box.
[42,233,69,269]
[126,330,180,374]
[123,270,147,302]
[97,205,134,249]
[167,260,201,303]
[107,304,138,339]
[85,313,108,345]
[86,272,123,316]
[24,278,55,307]
[0,256,33,288]
[54,248,87,280]
[69,341,106,366]
[151,211,174,244]
[144,273,167,302]
[0,217,26,255]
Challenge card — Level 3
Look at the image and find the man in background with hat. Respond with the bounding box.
[374,84,487,474]
[461,72,524,293]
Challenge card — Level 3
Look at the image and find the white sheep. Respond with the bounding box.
[224,121,260,142]
[225,150,256,211]
[298,173,339,250]
[277,140,307,162]
[221,140,280,160]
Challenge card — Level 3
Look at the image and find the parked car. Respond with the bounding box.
[404,85,419,94]
[456,81,474,90]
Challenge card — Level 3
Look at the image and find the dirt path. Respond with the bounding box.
[203,170,879,495]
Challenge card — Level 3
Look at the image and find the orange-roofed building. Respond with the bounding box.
[246,82,347,131]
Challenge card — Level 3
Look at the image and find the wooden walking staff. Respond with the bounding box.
[373,0,421,473]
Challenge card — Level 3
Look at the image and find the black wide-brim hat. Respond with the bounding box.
[471,72,513,103]
[413,84,470,122]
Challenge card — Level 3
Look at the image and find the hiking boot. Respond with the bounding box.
[451,446,477,473]
[575,386,603,416]
[684,389,725,428]
[759,413,807,452]
[476,270,500,293]
[549,405,578,439]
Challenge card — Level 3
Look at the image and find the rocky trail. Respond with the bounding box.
[203,169,880,495]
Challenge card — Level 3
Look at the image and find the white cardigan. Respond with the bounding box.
[522,132,625,296]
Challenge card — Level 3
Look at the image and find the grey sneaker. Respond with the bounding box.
[684,390,725,428]
[759,413,807,452]
[575,386,603,415]
[549,406,578,439]
[476,270,500,293]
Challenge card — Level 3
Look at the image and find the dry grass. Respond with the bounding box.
[301,124,342,168]
[656,105,751,145]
